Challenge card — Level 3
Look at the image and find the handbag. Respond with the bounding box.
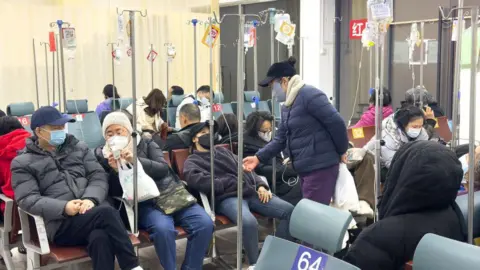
[117,159,160,202]
[155,168,197,215]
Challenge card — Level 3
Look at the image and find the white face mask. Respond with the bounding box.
[258,131,272,142]
[406,128,421,138]
[108,136,129,159]
[198,96,210,105]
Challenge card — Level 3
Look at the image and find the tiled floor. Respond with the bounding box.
[1,225,271,270]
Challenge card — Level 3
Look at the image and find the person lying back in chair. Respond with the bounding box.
[10,106,142,270]
[95,111,213,270]
[183,121,294,269]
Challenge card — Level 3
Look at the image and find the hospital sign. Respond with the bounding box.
[349,19,368,40]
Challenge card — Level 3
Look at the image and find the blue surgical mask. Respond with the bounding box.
[406,128,421,139]
[272,81,286,102]
[43,129,66,146]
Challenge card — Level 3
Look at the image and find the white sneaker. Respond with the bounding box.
[247,265,255,270]
[131,267,143,270]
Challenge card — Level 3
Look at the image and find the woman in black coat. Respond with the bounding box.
[242,111,302,205]
[343,141,466,269]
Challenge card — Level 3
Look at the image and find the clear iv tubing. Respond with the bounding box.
[347,47,365,127]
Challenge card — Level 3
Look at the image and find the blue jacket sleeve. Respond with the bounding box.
[255,121,287,164]
[306,90,349,155]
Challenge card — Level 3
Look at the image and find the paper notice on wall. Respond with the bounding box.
[452,20,465,42]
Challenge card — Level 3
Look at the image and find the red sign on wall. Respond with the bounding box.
[349,19,368,40]
[212,104,223,113]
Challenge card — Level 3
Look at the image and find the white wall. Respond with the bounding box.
[300,0,335,99]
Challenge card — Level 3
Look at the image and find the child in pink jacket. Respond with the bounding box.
[352,89,393,128]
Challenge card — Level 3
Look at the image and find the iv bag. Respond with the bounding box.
[167,46,176,62]
[118,14,125,42]
[274,13,291,32]
[361,23,376,48]
[62,27,76,60]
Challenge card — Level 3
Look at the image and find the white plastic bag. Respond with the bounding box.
[332,163,360,212]
[117,159,160,202]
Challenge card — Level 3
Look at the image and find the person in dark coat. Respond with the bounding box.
[216,113,238,144]
[243,57,349,205]
[242,111,302,205]
[183,122,294,267]
[95,112,213,270]
[10,106,142,270]
[343,141,466,270]
[163,103,201,151]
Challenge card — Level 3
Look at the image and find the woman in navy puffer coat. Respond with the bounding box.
[243,57,349,205]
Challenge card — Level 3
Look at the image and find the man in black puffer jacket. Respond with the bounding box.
[11,106,142,270]
[343,141,466,269]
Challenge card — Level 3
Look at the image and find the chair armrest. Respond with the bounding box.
[199,192,214,221]
[18,208,50,255]
[0,194,14,232]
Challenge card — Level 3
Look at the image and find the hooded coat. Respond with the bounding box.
[344,141,466,270]
[364,115,429,168]
[0,129,30,214]
[11,135,109,241]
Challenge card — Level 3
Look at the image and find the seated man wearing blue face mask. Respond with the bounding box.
[10,106,143,270]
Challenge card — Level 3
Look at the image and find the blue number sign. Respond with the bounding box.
[291,246,328,270]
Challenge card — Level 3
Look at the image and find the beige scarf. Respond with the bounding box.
[284,75,305,107]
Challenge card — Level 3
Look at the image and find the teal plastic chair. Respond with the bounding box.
[6,102,35,134]
[244,91,260,102]
[213,92,224,104]
[65,100,104,149]
[255,199,358,270]
[413,233,480,270]
[455,191,480,238]
[118,98,133,110]
[6,102,35,117]
[171,95,184,107]
[290,199,353,253]
[213,103,234,120]
[66,100,88,114]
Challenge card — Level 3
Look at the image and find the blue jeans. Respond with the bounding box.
[138,201,214,270]
[216,195,294,265]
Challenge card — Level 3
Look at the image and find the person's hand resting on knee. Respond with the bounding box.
[64,199,82,216]
[258,186,272,203]
[79,199,96,214]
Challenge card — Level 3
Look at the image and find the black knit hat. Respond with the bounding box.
[259,57,297,87]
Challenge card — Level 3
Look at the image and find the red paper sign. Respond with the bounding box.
[17,116,30,126]
[49,32,56,52]
[72,114,85,121]
[349,19,368,40]
[212,104,223,113]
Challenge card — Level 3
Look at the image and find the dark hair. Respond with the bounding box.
[179,103,201,122]
[245,111,274,138]
[196,85,215,98]
[394,105,425,130]
[103,84,120,99]
[217,113,238,137]
[0,116,24,136]
[369,88,391,106]
[0,109,6,118]
[143,89,166,117]
[286,56,297,67]
[171,85,184,96]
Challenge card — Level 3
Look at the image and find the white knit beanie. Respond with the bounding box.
[102,111,133,138]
